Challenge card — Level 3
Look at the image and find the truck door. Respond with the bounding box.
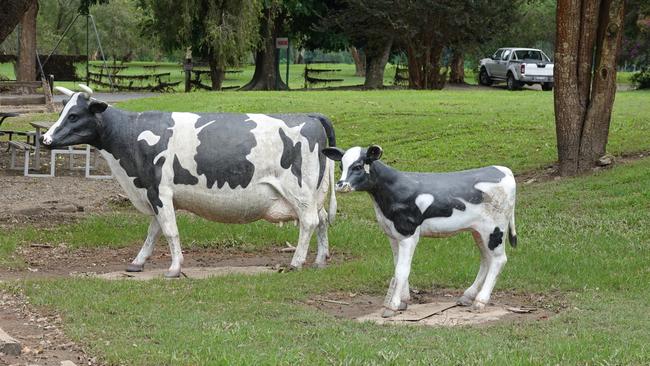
[493,49,511,79]
[486,49,504,76]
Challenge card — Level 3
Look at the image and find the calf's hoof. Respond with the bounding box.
[288,264,303,271]
[126,263,144,272]
[312,262,327,269]
[456,295,473,307]
[398,301,408,311]
[382,309,398,318]
[471,300,487,312]
[164,269,182,278]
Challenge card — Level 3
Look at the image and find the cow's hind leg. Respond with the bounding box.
[472,223,508,311]
[127,217,161,272]
[457,231,489,306]
[313,208,331,268]
[290,207,319,269]
[156,202,184,278]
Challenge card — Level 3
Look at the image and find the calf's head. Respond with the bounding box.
[42,85,108,148]
[322,145,383,193]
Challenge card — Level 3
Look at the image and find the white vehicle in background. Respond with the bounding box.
[479,48,554,91]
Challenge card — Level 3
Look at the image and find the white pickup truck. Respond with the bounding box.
[478,48,554,91]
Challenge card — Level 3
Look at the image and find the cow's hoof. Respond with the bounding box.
[126,263,144,272]
[312,262,327,269]
[398,301,408,311]
[164,269,181,278]
[382,309,398,318]
[471,300,486,312]
[456,295,473,307]
[288,264,302,271]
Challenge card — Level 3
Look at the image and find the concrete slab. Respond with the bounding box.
[357,302,514,327]
[93,266,275,281]
[0,326,21,355]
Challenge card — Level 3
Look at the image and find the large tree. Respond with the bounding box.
[0,0,36,44]
[16,0,38,82]
[554,0,626,176]
[140,0,260,90]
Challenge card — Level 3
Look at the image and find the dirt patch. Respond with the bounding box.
[0,291,99,366]
[0,141,122,229]
[1,242,336,280]
[93,265,275,280]
[306,289,563,327]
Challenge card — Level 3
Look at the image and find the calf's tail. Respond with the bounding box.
[508,204,517,248]
[312,114,337,224]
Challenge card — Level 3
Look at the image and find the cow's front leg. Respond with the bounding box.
[290,208,319,269]
[156,203,184,278]
[313,208,330,268]
[127,217,161,272]
[382,234,419,318]
[458,230,489,306]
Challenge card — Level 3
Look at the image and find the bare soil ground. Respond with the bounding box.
[304,288,564,327]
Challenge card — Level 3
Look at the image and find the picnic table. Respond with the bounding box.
[0,112,36,143]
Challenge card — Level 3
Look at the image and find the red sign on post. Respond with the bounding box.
[276,37,289,49]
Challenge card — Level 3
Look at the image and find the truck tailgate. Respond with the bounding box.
[524,63,553,77]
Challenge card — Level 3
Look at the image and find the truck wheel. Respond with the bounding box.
[479,68,493,86]
[506,72,521,91]
[542,82,553,91]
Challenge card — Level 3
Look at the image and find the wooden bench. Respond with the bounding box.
[8,140,54,177]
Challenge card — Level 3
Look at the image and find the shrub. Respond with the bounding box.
[630,68,650,89]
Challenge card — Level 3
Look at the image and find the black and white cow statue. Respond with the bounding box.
[322,145,517,317]
[43,85,337,277]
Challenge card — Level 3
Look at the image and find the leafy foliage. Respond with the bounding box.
[630,67,650,89]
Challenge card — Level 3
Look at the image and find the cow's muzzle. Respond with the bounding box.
[335,181,353,193]
[41,135,52,146]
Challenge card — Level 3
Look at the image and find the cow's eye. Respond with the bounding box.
[68,114,78,122]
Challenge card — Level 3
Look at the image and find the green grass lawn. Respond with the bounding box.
[2,88,650,364]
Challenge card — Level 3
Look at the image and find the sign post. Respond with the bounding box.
[276,37,289,90]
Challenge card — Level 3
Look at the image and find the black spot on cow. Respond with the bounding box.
[279,128,303,187]
[173,155,198,185]
[271,113,335,188]
[194,114,257,189]
[98,110,175,214]
[488,227,504,250]
[363,155,506,237]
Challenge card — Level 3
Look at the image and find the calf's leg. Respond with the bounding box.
[127,217,161,272]
[313,208,330,268]
[457,230,489,306]
[472,224,508,311]
[388,237,410,310]
[383,234,419,317]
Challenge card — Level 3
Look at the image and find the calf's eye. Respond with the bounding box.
[68,115,78,122]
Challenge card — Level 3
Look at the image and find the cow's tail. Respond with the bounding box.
[312,114,337,224]
[508,203,517,248]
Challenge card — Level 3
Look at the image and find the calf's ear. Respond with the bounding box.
[62,98,69,108]
[365,144,383,163]
[322,147,346,161]
[89,100,108,114]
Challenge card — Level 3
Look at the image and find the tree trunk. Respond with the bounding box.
[350,46,366,77]
[0,0,35,44]
[241,7,287,91]
[448,50,465,84]
[208,51,225,91]
[16,0,38,83]
[363,36,393,89]
[406,40,446,90]
[554,0,625,176]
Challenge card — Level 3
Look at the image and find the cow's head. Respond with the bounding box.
[322,145,383,193]
[42,84,108,148]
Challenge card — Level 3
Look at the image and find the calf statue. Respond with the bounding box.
[44,85,337,277]
[323,145,517,317]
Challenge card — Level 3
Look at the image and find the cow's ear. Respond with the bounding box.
[89,100,108,114]
[62,98,69,108]
[322,147,345,161]
[365,145,383,163]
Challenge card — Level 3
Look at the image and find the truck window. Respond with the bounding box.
[516,50,543,61]
[492,49,504,60]
[501,49,511,61]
